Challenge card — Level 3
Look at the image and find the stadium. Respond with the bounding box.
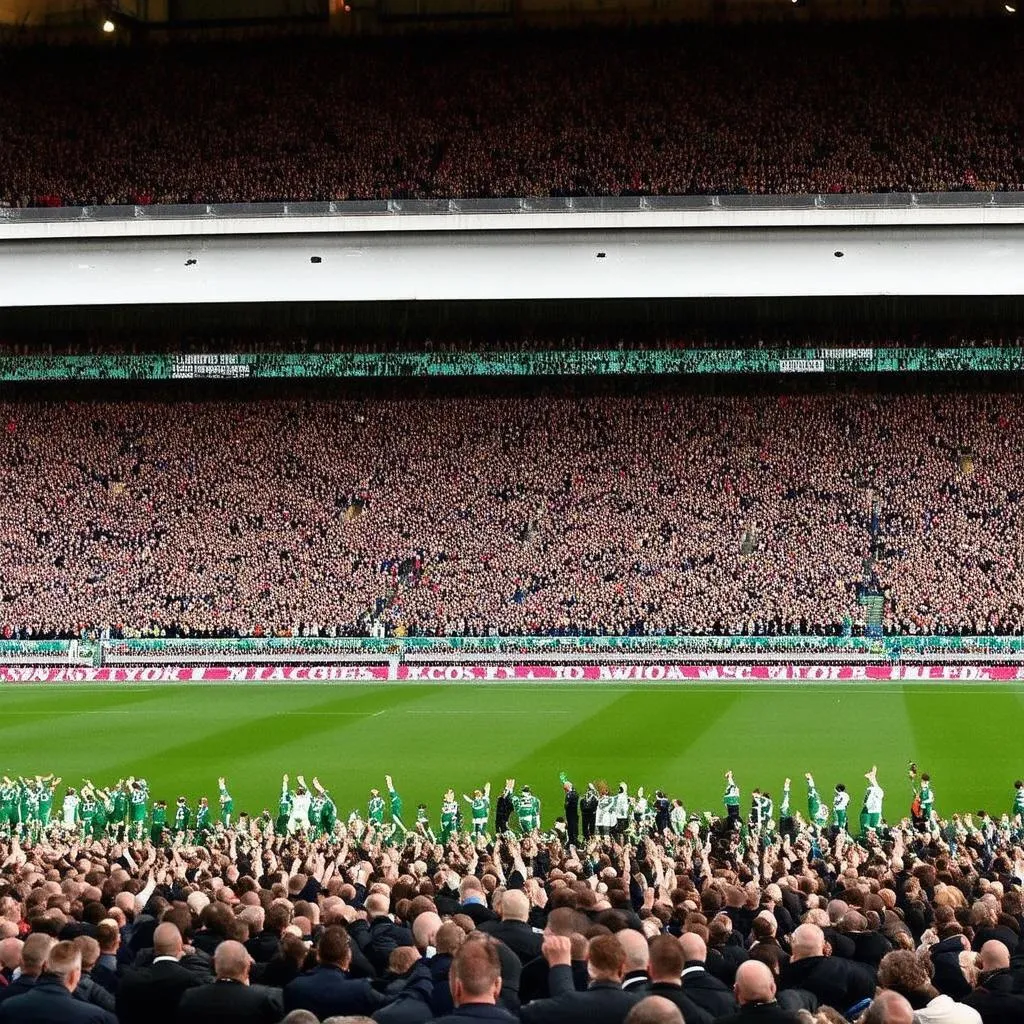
[0,1,1023,1023]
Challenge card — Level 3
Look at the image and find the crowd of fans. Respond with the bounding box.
[0,384,1021,640]
[1,23,1023,206]
[2,810,1024,1024]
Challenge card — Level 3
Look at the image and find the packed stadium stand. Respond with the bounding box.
[0,380,1019,640]
[1,22,1022,206]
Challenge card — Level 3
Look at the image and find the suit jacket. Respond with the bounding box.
[781,955,875,1014]
[460,902,500,927]
[246,931,283,965]
[478,920,543,965]
[115,959,204,1024]
[519,956,589,1004]
[283,964,389,1019]
[520,968,639,1024]
[88,959,118,997]
[713,1002,802,1024]
[429,1004,518,1024]
[0,976,117,1024]
[353,917,416,975]
[964,969,1024,1024]
[643,981,714,1024]
[681,964,738,1019]
[176,979,280,1024]
[0,979,35,1010]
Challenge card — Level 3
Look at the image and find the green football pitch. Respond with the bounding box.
[1,681,1021,824]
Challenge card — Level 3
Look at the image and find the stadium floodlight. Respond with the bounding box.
[101,19,116,32]
[1005,3,1017,12]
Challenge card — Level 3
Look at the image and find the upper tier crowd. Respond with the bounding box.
[1,811,1023,1024]
[0,385,1021,639]
[1,23,1022,206]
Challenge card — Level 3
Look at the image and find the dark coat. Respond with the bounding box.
[930,935,973,1000]
[0,976,116,1024]
[175,979,280,1024]
[643,981,714,1024]
[0,979,35,1010]
[114,960,203,1024]
[429,1004,518,1024]
[371,961,435,1024]
[283,964,390,1019]
[781,955,875,1015]
[353,918,417,975]
[713,1002,802,1024]
[519,956,589,1004]
[477,920,543,965]
[519,966,639,1024]
[681,964,738,1019]
[964,968,1024,1024]
[245,931,283,965]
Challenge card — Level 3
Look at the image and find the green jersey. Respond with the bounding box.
[92,796,109,835]
[130,787,148,822]
[112,789,129,823]
[195,804,211,831]
[1014,787,1024,818]
[174,803,190,831]
[467,795,490,823]
[368,795,385,824]
[0,783,16,822]
[321,795,337,832]
[278,785,293,819]
[440,799,459,835]
[514,793,540,828]
[807,781,830,827]
[219,782,234,823]
[80,798,97,828]
[151,803,167,828]
[19,783,39,823]
[724,783,740,809]
[38,787,54,824]
[780,782,791,818]
[919,782,934,816]
[389,788,403,821]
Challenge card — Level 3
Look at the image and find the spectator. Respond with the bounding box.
[175,939,279,1024]
[0,940,115,1024]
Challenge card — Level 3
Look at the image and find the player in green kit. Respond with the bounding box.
[463,783,491,836]
[805,774,831,829]
[37,776,58,829]
[513,785,540,832]
[440,789,459,844]
[779,778,794,836]
[416,804,435,841]
[833,784,850,831]
[276,775,293,837]
[862,765,884,834]
[368,789,385,825]
[318,781,337,836]
[1013,781,1024,824]
[79,789,97,839]
[195,797,212,840]
[723,771,741,824]
[112,782,129,838]
[129,779,149,840]
[90,785,110,839]
[218,778,234,828]
[18,777,39,832]
[173,796,191,835]
[919,773,934,821]
[0,777,16,835]
[385,775,406,832]
[151,800,168,845]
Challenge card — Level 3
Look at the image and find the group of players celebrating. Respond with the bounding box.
[2,761,1022,848]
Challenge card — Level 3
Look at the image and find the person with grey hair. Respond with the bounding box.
[0,935,55,1011]
[0,940,115,1024]
[175,939,279,1024]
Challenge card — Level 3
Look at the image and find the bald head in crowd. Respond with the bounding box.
[617,929,650,975]
[863,990,915,1024]
[790,923,825,961]
[153,922,184,960]
[679,932,708,963]
[734,961,777,1007]
[500,890,530,924]
[213,940,252,984]
[624,995,685,1024]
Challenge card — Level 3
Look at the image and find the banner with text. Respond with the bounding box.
[4,664,1024,683]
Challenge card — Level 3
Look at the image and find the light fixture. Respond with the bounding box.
[1005,3,1017,12]
[101,18,116,32]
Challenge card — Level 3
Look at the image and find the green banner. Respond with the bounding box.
[1,347,1023,381]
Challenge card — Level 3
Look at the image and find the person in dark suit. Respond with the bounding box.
[580,784,598,841]
[352,894,416,976]
[0,940,116,1024]
[563,781,580,844]
[283,925,389,1019]
[712,961,802,1024]
[679,934,738,1019]
[520,933,639,1024]
[781,924,875,1015]
[88,923,120,996]
[428,935,518,1024]
[0,936,53,1010]
[246,904,290,965]
[638,935,713,1024]
[175,940,279,1024]
[115,923,204,1024]
[479,891,543,966]
[964,940,1024,1024]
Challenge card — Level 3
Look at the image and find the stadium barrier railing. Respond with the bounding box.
[0,640,89,665]
[91,635,1024,667]
[1,347,1024,381]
